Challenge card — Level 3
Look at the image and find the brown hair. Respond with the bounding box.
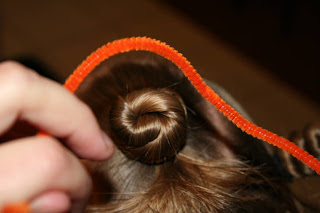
[76,52,301,212]
[109,88,187,164]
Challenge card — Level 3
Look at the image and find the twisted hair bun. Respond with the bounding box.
[110,88,187,164]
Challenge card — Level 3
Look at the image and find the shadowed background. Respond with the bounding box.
[0,0,319,138]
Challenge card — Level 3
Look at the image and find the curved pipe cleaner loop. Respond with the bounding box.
[64,37,320,174]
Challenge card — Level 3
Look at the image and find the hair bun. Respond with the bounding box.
[110,88,187,164]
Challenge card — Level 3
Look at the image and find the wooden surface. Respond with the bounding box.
[1,0,319,138]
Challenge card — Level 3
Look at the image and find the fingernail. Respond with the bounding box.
[101,131,114,158]
[31,191,71,213]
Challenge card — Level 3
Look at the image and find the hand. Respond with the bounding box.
[0,61,114,213]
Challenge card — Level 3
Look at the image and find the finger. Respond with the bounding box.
[31,191,70,213]
[0,136,92,212]
[0,61,114,160]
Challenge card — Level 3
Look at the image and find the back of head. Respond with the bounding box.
[76,52,299,212]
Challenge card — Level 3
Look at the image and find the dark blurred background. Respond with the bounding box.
[0,0,319,136]
[164,0,320,104]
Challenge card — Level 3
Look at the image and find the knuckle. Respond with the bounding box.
[0,61,39,90]
[34,137,92,195]
[0,61,29,79]
[0,60,23,70]
[35,137,73,180]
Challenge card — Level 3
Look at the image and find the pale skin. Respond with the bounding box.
[0,61,114,213]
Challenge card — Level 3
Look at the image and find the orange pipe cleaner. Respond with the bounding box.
[1,202,29,213]
[64,37,320,174]
[2,36,319,213]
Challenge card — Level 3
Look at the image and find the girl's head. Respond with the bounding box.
[76,52,300,212]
